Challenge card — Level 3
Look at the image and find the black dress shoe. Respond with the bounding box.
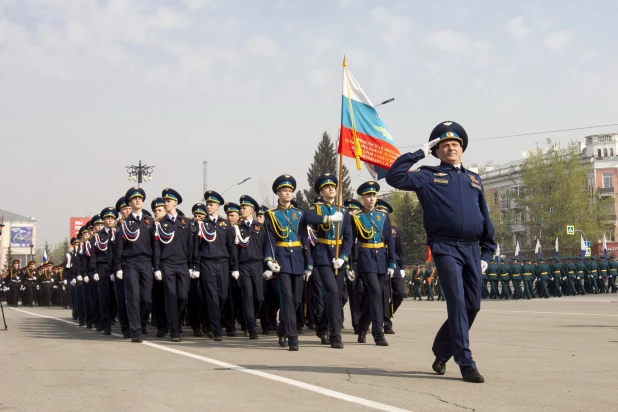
[262,329,271,335]
[79,322,85,327]
[193,329,203,337]
[96,327,104,332]
[131,336,143,343]
[156,329,167,338]
[318,331,329,345]
[249,332,259,340]
[243,330,249,337]
[330,339,344,349]
[226,331,236,337]
[122,331,131,339]
[171,336,181,343]
[213,335,223,342]
[384,327,395,335]
[288,341,299,351]
[206,331,214,339]
[375,335,389,346]
[357,333,366,344]
[307,323,315,330]
[462,368,485,383]
[278,336,288,347]
[141,326,148,335]
[86,324,93,329]
[103,329,112,336]
[432,359,446,375]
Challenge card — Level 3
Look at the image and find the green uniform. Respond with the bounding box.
[509,261,523,299]
[423,266,435,301]
[521,260,535,299]
[412,266,423,300]
[587,259,599,293]
[597,258,609,293]
[536,260,551,298]
[608,257,618,293]
[549,259,563,297]
[574,259,589,295]
[499,263,511,299]
[563,258,578,295]
[486,262,499,299]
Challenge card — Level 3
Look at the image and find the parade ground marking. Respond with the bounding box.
[400,307,618,317]
[10,307,412,412]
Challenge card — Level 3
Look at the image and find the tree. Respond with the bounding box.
[50,239,70,265]
[3,245,14,270]
[293,191,309,210]
[389,191,427,265]
[303,132,353,205]
[516,141,613,255]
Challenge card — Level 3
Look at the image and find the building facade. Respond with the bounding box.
[0,209,37,269]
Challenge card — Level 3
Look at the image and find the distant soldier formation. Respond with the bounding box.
[1,259,69,308]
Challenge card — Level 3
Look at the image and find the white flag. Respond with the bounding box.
[535,238,541,256]
[555,237,559,254]
[515,241,520,258]
[580,235,586,252]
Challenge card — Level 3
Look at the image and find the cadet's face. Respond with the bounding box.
[12,263,18,268]
[94,223,104,232]
[436,140,463,165]
[362,194,377,208]
[320,185,337,201]
[227,212,239,224]
[164,199,177,213]
[153,206,166,219]
[206,202,219,216]
[277,188,293,202]
[240,205,254,219]
[256,214,265,224]
[130,197,143,210]
[193,213,205,221]
[104,216,115,228]
[120,206,132,218]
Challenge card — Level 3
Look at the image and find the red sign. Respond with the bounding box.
[70,217,90,239]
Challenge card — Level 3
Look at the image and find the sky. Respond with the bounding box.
[2,0,618,249]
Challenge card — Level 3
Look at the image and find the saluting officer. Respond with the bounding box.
[114,187,156,343]
[304,173,352,349]
[386,121,495,383]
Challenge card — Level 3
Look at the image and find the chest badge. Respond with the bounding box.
[434,172,447,177]
[433,178,449,185]
[469,175,479,184]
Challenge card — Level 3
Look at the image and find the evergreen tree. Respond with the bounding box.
[303,132,353,204]
[4,245,14,270]
[293,191,309,210]
[390,192,426,265]
[50,239,70,265]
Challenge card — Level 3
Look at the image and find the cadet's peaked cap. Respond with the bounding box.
[257,205,269,215]
[429,121,468,158]
[70,237,79,245]
[162,188,183,205]
[11,259,19,264]
[343,198,362,210]
[91,215,104,225]
[116,196,129,212]
[239,195,259,211]
[314,173,338,194]
[192,203,207,215]
[151,197,165,211]
[78,226,88,237]
[28,260,36,266]
[224,202,240,214]
[375,199,393,214]
[204,190,224,205]
[272,175,296,193]
[86,219,94,229]
[125,187,146,203]
[357,181,380,196]
[101,207,118,220]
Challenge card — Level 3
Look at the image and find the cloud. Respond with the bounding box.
[508,16,531,39]
[370,7,414,48]
[245,34,282,58]
[583,49,601,60]
[339,0,365,8]
[543,31,572,52]
[425,30,489,55]
[184,0,219,10]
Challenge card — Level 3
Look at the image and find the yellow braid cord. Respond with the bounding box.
[353,215,374,240]
[315,205,332,233]
[344,65,363,171]
[268,210,289,240]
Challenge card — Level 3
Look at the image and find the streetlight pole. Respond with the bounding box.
[126,160,155,188]
[221,177,252,195]
[374,98,395,107]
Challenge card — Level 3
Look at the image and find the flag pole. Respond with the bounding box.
[334,55,347,276]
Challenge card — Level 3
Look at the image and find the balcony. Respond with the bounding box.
[598,186,615,197]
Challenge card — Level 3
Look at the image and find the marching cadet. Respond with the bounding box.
[257,205,280,335]
[486,259,499,299]
[423,262,436,301]
[549,257,563,297]
[150,197,168,338]
[88,207,117,335]
[435,273,446,301]
[498,259,511,299]
[386,120,495,383]
[563,256,578,296]
[264,175,312,351]
[509,258,522,299]
[23,261,37,307]
[114,187,156,343]
[223,201,243,337]
[39,262,52,306]
[114,196,132,338]
[234,195,268,340]
[304,173,352,348]
[352,181,396,347]
[6,259,21,306]
[85,215,104,331]
[69,235,87,325]
[521,258,535,300]
[152,188,194,342]
[535,258,551,298]
[607,255,618,293]
[79,224,96,329]
[186,203,209,337]
[375,199,406,334]
[573,256,588,295]
[587,257,599,294]
[597,256,608,294]
[412,264,423,300]
[343,198,362,335]
[194,190,239,342]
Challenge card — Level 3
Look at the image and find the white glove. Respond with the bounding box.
[65,253,72,268]
[190,271,200,279]
[53,286,58,289]
[263,270,273,280]
[267,261,281,273]
[387,268,394,278]
[332,258,345,269]
[16,276,20,281]
[304,270,312,281]
[422,137,441,157]
[481,260,488,273]
[231,271,240,280]
[63,280,68,285]
[154,270,162,281]
[550,277,554,281]
[77,275,83,282]
[346,270,355,281]
[189,269,194,277]
[116,270,123,280]
[576,276,580,280]
[70,279,76,286]
[400,269,405,278]
[423,280,426,284]
[93,274,100,282]
[84,276,89,283]
[110,274,115,282]
[328,212,343,222]
[33,276,37,280]
[50,278,54,283]
[37,285,40,290]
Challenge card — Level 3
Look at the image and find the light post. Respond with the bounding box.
[374,97,395,107]
[126,160,155,188]
[221,177,252,195]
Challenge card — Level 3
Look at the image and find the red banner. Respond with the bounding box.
[70,217,90,239]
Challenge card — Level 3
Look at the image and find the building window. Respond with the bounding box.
[599,149,602,158]
[493,191,498,205]
[604,148,609,157]
[612,148,615,157]
[603,173,613,188]
[607,227,616,242]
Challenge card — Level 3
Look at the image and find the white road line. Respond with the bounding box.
[10,307,412,412]
[400,307,618,317]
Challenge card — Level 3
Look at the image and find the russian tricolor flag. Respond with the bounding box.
[338,56,400,179]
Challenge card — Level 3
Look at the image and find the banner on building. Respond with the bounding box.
[10,226,33,247]
[70,217,90,239]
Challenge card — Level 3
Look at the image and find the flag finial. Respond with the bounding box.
[342,55,347,67]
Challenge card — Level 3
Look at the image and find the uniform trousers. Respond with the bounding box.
[276,272,303,342]
[345,275,361,332]
[87,278,102,328]
[315,266,345,339]
[358,272,385,338]
[384,273,405,328]
[238,261,264,334]
[151,276,168,333]
[121,259,154,338]
[161,262,190,337]
[199,259,229,337]
[96,264,113,330]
